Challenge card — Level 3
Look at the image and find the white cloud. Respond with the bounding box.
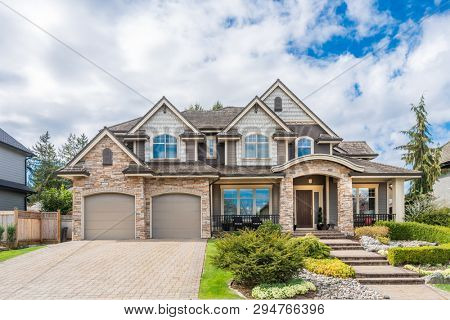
[0,0,448,168]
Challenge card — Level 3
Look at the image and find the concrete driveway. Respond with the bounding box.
[0,240,206,299]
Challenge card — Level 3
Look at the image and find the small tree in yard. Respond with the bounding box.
[396,95,442,197]
[6,225,16,248]
[0,225,4,243]
[40,186,72,214]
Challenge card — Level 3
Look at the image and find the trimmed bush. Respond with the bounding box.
[303,258,355,278]
[355,226,389,239]
[289,235,331,259]
[387,244,450,266]
[0,225,4,242]
[252,279,316,299]
[415,209,450,227]
[376,221,450,244]
[213,221,303,286]
[6,225,15,244]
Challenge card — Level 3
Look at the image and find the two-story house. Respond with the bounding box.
[0,128,34,210]
[58,80,421,240]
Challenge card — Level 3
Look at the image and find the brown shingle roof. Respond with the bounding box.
[108,117,142,132]
[336,141,377,157]
[181,107,243,130]
[343,157,421,176]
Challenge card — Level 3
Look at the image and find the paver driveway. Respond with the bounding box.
[0,240,206,299]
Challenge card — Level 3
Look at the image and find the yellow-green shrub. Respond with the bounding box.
[376,221,450,244]
[304,258,355,278]
[387,244,450,266]
[354,226,389,239]
[376,236,390,244]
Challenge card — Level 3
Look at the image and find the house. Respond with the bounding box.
[433,141,450,206]
[0,128,34,210]
[57,80,421,240]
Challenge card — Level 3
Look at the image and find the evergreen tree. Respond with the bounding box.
[211,101,223,111]
[29,132,65,201]
[396,96,442,196]
[188,103,203,111]
[58,133,89,165]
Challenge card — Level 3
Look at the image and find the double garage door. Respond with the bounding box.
[84,193,200,240]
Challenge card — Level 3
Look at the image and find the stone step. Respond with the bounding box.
[345,260,389,266]
[328,245,364,250]
[357,278,425,285]
[339,256,387,261]
[331,250,383,260]
[356,272,419,278]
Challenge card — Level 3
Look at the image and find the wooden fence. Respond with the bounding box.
[0,210,61,245]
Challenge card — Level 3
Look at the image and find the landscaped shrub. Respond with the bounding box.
[6,225,15,244]
[405,194,435,222]
[387,244,450,266]
[376,221,450,244]
[376,236,390,244]
[414,208,450,227]
[0,225,4,242]
[213,221,304,286]
[251,279,316,299]
[354,226,389,239]
[303,258,355,278]
[289,235,331,259]
[40,186,72,214]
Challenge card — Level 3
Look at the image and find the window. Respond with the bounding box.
[102,148,112,165]
[274,96,282,112]
[244,134,269,158]
[206,136,216,159]
[153,134,177,159]
[352,186,377,215]
[222,187,271,215]
[297,137,313,157]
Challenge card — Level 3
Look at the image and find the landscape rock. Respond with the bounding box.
[424,272,450,284]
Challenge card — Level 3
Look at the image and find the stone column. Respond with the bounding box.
[135,177,146,239]
[71,183,83,240]
[392,179,405,222]
[279,177,294,232]
[337,176,354,235]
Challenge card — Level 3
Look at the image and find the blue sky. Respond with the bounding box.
[0,0,448,166]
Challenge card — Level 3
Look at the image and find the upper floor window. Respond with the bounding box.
[206,136,216,159]
[274,96,282,112]
[153,134,177,159]
[102,148,113,165]
[297,137,313,157]
[244,134,269,159]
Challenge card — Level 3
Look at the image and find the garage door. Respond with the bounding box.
[84,193,135,240]
[152,194,201,239]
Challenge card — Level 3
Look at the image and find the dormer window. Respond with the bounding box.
[102,148,113,165]
[153,134,177,159]
[274,96,282,112]
[296,137,314,157]
[244,134,269,159]
[206,136,216,159]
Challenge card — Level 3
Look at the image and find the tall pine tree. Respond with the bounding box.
[211,101,223,111]
[58,133,89,165]
[396,96,442,196]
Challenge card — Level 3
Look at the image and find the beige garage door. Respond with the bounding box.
[152,194,201,239]
[84,193,135,240]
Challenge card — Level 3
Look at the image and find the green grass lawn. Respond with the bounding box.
[198,239,242,299]
[432,284,450,293]
[0,246,44,262]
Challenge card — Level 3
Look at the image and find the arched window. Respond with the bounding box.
[153,134,177,159]
[244,134,269,159]
[102,148,113,165]
[274,96,282,112]
[296,137,313,157]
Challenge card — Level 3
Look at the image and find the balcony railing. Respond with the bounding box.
[212,214,280,232]
[353,213,396,227]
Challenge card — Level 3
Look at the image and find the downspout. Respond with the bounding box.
[209,176,220,237]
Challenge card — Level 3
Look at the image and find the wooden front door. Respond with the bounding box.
[296,190,313,228]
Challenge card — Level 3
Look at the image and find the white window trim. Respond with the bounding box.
[243,133,270,160]
[352,184,379,215]
[220,185,272,216]
[151,134,179,160]
[295,136,314,158]
[206,136,217,159]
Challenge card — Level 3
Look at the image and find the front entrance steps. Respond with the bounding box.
[295,235,426,285]
[293,230,346,239]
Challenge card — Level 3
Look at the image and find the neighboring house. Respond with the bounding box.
[433,141,450,207]
[58,79,421,240]
[0,128,34,210]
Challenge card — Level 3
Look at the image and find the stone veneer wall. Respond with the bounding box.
[71,135,146,240]
[278,160,354,235]
[144,178,211,239]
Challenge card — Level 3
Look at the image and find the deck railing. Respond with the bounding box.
[211,214,280,232]
[353,213,396,227]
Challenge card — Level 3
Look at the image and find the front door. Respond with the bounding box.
[296,190,313,228]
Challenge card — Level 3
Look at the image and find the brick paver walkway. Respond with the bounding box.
[0,240,206,299]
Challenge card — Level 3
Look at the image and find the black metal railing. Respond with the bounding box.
[212,215,280,232]
[353,213,396,227]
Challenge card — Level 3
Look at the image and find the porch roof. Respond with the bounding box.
[344,157,422,178]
